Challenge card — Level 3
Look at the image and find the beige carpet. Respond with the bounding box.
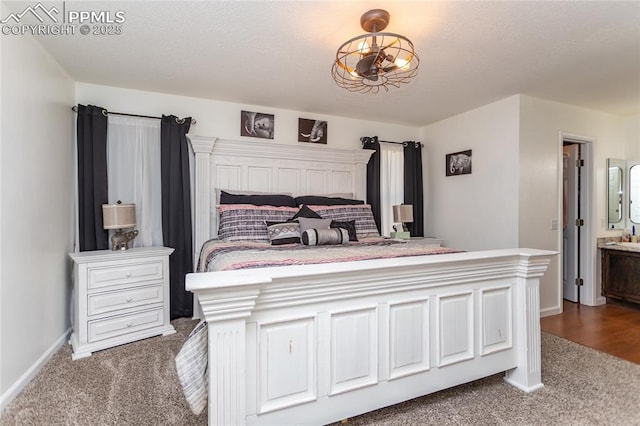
[2,318,640,425]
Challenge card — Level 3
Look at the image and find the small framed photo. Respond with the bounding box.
[241,110,274,139]
[298,118,327,144]
[446,149,472,176]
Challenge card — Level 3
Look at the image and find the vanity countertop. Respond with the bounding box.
[599,242,640,253]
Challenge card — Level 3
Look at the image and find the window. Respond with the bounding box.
[379,143,404,237]
[107,115,162,247]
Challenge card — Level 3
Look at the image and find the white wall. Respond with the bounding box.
[419,95,521,251]
[0,15,75,408]
[623,115,640,160]
[519,95,628,313]
[75,83,420,151]
[420,94,630,317]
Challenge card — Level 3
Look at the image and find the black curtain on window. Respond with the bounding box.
[161,115,193,319]
[362,136,382,233]
[76,104,109,251]
[403,141,424,237]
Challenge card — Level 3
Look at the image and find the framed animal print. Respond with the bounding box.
[446,149,472,176]
[241,110,274,139]
[298,118,327,144]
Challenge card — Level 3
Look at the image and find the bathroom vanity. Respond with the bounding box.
[601,243,640,305]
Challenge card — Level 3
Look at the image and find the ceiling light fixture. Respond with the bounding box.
[332,9,420,94]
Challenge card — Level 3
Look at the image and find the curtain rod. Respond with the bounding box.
[360,136,422,147]
[71,106,196,125]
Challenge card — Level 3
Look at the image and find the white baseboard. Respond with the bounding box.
[594,296,607,306]
[0,328,71,413]
[540,305,561,318]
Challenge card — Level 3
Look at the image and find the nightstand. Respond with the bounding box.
[69,246,176,360]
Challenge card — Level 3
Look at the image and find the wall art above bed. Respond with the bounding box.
[446,149,472,176]
[298,118,327,144]
[241,110,274,139]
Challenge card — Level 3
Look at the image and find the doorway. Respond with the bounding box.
[560,135,594,307]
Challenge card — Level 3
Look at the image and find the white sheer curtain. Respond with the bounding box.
[107,115,162,247]
[380,143,404,237]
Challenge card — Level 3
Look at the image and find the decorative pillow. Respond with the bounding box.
[291,204,322,220]
[215,189,293,205]
[294,195,364,206]
[330,220,358,241]
[308,205,380,239]
[302,228,349,246]
[220,190,296,207]
[298,217,332,235]
[175,320,208,415]
[217,204,298,241]
[266,221,301,245]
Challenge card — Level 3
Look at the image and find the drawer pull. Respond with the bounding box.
[126,272,132,277]
[126,297,133,303]
[126,322,133,328]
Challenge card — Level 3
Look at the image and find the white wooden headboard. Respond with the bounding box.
[187,135,374,261]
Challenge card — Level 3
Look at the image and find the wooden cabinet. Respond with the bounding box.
[69,246,175,360]
[601,248,640,304]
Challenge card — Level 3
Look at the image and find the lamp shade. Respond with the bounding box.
[102,203,136,229]
[393,204,413,223]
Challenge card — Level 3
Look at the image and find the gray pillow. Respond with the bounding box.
[297,217,331,234]
[302,228,349,246]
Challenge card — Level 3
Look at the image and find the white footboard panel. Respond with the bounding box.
[186,248,555,426]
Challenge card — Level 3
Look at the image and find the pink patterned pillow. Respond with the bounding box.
[218,204,298,241]
[307,204,380,239]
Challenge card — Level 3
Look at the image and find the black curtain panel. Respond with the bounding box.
[403,141,424,237]
[362,136,382,232]
[76,104,109,251]
[160,115,194,319]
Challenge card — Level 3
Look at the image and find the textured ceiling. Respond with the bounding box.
[6,0,640,126]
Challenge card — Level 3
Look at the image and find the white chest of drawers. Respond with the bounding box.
[69,246,176,360]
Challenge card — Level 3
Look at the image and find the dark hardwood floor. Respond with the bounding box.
[540,300,640,364]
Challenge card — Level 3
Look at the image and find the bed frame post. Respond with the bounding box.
[187,134,217,319]
[354,150,375,203]
[196,284,263,426]
[504,255,547,392]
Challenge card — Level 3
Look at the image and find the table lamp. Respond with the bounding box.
[102,201,139,250]
[391,204,413,240]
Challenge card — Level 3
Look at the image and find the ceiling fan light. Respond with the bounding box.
[332,9,419,94]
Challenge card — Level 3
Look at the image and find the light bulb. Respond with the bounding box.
[357,40,371,54]
[395,58,410,70]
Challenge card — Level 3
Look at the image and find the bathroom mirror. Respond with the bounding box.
[607,158,625,228]
[630,162,640,224]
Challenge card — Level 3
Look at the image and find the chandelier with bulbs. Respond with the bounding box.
[331,9,420,94]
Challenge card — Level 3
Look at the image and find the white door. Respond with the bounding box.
[562,144,579,302]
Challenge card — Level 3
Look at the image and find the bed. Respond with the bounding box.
[184,135,555,425]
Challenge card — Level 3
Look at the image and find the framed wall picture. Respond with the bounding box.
[298,118,327,144]
[446,149,472,176]
[241,110,274,139]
